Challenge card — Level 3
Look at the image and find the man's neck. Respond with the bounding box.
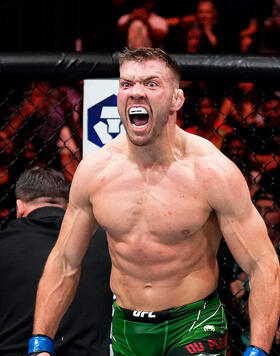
[127,126,186,169]
[17,197,67,218]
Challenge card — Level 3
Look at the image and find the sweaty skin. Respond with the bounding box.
[93,136,221,311]
[33,56,280,355]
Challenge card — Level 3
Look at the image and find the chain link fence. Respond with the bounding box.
[0,80,83,226]
[181,78,280,355]
[0,53,279,355]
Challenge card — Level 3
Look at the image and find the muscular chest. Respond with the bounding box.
[92,165,211,240]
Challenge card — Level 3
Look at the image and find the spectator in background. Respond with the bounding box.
[217,82,261,139]
[0,166,112,356]
[184,96,225,149]
[117,0,168,49]
[259,0,280,53]
[56,83,83,181]
[246,94,280,173]
[165,0,222,53]
[255,166,280,205]
[183,0,223,54]
[224,100,256,134]
[219,82,260,117]
[222,133,248,171]
[218,98,257,159]
[253,192,280,250]
[4,81,82,182]
[221,133,261,199]
[265,0,280,27]
[185,25,203,53]
[163,1,197,52]
[215,0,260,53]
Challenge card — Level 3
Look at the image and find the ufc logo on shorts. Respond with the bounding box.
[132,311,156,318]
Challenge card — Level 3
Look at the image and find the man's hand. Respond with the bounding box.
[130,8,149,21]
[230,279,246,298]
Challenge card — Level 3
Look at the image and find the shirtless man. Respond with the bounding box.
[28,48,280,356]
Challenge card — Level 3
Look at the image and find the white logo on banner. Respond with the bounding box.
[83,79,125,156]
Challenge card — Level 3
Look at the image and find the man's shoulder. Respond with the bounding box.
[72,136,126,187]
[0,215,58,246]
[82,135,125,165]
[183,131,242,180]
[184,131,223,161]
[0,208,64,233]
[0,217,26,235]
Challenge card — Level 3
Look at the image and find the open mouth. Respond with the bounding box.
[129,107,149,127]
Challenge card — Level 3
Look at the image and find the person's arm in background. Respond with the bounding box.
[207,154,280,354]
[239,18,258,53]
[230,270,248,299]
[147,13,169,47]
[117,8,149,37]
[239,18,258,39]
[203,23,218,47]
[57,125,81,182]
[28,157,99,355]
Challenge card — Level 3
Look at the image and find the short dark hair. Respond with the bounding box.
[15,166,69,202]
[119,47,181,82]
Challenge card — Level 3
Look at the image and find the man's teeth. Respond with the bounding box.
[129,107,148,115]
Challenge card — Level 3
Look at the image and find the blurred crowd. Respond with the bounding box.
[0,81,83,225]
[0,0,280,55]
[79,0,280,55]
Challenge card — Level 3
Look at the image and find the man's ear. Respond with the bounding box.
[16,199,26,218]
[170,89,185,114]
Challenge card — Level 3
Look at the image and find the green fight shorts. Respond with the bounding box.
[112,291,228,356]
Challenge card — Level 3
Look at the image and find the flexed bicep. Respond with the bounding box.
[205,153,274,274]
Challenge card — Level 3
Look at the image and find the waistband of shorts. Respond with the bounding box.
[114,290,219,324]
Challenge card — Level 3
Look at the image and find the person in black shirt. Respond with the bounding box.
[0,166,112,356]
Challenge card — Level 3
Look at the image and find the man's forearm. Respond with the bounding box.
[248,259,280,352]
[33,257,81,338]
